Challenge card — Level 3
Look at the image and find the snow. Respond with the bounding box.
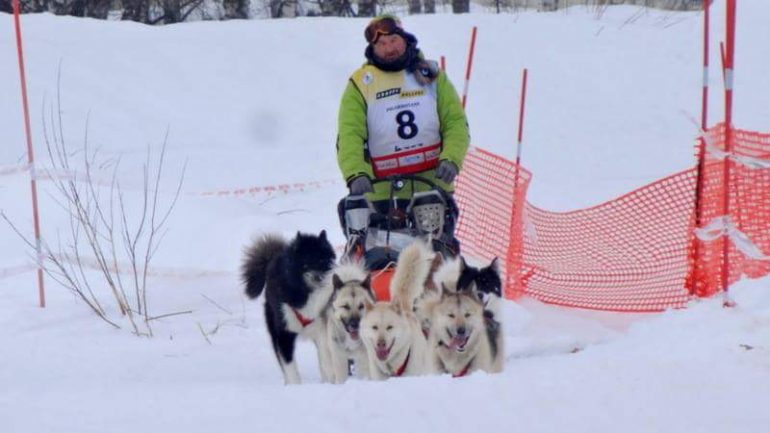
[2,2,770,432]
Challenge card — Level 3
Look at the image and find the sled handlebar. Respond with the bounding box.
[368,174,457,220]
[370,174,452,201]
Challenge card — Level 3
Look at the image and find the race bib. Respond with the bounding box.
[354,68,442,177]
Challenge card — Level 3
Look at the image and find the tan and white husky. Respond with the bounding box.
[325,262,375,383]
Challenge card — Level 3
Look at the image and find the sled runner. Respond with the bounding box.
[338,174,460,301]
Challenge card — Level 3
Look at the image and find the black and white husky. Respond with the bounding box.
[241,230,336,385]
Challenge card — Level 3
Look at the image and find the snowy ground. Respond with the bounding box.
[2,2,770,432]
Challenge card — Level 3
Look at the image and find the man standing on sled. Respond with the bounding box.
[336,15,470,257]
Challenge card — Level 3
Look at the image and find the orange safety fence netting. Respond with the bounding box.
[454,124,770,312]
[689,124,770,298]
[454,147,530,298]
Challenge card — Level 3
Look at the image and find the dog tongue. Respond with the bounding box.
[349,330,359,340]
[375,347,389,360]
[450,336,468,350]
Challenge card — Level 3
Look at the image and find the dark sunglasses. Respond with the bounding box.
[364,17,402,44]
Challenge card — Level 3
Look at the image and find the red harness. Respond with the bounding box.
[393,350,411,377]
[452,360,473,378]
[292,308,314,328]
[437,340,474,378]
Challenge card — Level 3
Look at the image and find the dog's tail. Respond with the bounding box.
[333,260,369,285]
[389,240,434,312]
[432,257,463,293]
[241,234,287,299]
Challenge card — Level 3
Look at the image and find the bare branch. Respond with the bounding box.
[147,310,193,321]
[197,322,212,345]
[201,294,233,315]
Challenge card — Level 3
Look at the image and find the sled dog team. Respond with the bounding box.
[242,230,504,385]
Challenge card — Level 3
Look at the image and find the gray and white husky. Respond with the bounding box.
[326,262,375,383]
[360,241,434,380]
[428,284,502,377]
[426,256,505,376]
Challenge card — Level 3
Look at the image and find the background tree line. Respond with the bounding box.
[0,0,704,24]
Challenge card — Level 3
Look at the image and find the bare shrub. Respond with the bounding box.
[3,74,186,336]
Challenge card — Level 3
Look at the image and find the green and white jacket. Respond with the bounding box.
[337,64,470,201]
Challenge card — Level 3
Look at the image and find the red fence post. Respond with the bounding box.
[461,26,477,110]
[695,0,710,226]
[688,0,711,296]
[721,0,737,298]
[516,68,528,159]
[509,68,529,297]
[12,0,46,307]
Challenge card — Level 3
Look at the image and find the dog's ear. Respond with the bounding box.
[393,301,404,315]
[332,273,344,291]
[466,282,484,303]
[455,278,478,296]
[364,300,374,312]
[361,274,376,301]
[319,229,327,241]
[440,282,450,296]
[459,256,468,273]
[488,257,499,272]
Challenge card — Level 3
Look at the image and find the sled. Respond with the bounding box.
[339,174,460,301]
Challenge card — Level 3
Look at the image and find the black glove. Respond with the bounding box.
[435,160,458,184]
[348,175,373,195]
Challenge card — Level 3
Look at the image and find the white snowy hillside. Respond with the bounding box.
[2,2,769,432]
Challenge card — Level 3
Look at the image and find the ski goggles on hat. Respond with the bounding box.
[364,16,402,44]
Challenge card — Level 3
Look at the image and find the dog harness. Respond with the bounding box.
[292,308,314,328]
[452,359,473,378]
[437,341,474,378]
[351,66,442,178]
[393,350,411,377]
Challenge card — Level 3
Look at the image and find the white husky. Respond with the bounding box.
[325,262,375,383]
[360,241,434,380]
